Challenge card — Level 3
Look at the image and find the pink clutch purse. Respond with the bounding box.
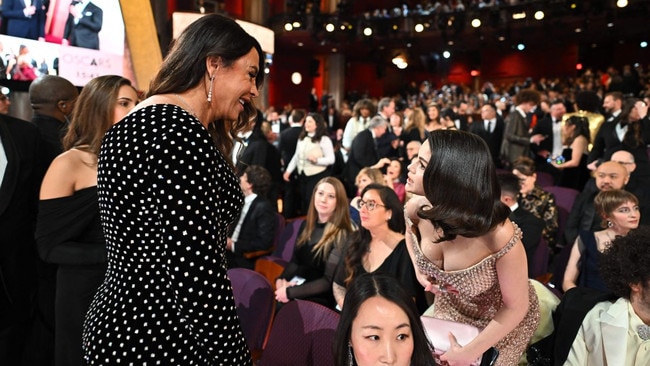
[421,316,481,366]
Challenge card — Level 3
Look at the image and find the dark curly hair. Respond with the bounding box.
[599,226,650,299]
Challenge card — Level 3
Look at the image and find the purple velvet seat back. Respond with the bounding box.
[274,218,304,262]
[259,299,339,366]
[227,268,275,352]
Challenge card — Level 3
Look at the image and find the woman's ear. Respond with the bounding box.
[205,55,222,76]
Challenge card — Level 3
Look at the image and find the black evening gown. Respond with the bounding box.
[35,186,106,366]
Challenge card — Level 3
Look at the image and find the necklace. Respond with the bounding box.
[174,93,197,119]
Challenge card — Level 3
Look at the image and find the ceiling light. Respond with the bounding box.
[534,11,544,20]
[363,27,373,36]
[415,23,424,33]
[325,23,335,32]
[617,0,628,8]
[284,23,293,31]
[575,28,582,33]
[641,41,648,48]
[512,12,526,20]
[517,43,525,51]
[471,18,481,28]
[442,51,451,59]
[291,72,302,85]
[292,21,301,28]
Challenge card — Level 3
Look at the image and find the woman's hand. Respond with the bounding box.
[440,333,480,366]
[282,171,291,182]
[274,286,290,303]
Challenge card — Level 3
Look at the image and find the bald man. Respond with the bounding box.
[564,161,630,245]
[611,150,650,226]
[29,75,79,167]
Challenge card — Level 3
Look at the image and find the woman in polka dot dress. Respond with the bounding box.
[82,14,264,365]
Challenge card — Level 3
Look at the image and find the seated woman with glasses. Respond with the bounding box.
[562,189,640,292]
[333,184,422,311]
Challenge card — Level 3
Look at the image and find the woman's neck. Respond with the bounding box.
[317,213,331,224]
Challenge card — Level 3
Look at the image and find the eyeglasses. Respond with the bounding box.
[357,199,385,211]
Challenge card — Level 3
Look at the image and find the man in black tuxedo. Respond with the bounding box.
[0,114,41,364]
[63,0,103,50]
[227,165,278,270]
[452,100,470,131]
[2,0,47,40]
[469,103,504,168]
[530,99,566,181]
[498,173,544,278]
[345,116,388,197]
[278,109,305,218]
[602,91,623,124]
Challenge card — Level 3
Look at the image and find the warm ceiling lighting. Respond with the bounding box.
[363,27,373,36]
[617,0,628,8]
[284,23,293,31]
[471,18,481,28]
[414,23,424,32]
[512,12,526,20]
[442,51,451,59]
[534,11,544,20]
[292,21,301,28]
[325,23,335,32]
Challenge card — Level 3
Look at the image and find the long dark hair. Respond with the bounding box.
[418,130,510,241]
[562,115,591,146]
[344,184,405,286]
[333,273,436,366]
[620,97,645,149]
[148,14,264,160]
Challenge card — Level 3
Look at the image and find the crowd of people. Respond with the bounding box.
[2,11,650,366]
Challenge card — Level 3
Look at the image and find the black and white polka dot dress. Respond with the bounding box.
[82,104,251,365]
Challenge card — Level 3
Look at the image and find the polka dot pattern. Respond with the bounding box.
[83,104,251,365]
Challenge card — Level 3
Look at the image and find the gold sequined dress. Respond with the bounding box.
[409,220,540,366]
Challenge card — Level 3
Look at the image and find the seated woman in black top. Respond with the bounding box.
[275,176,355,309]
[333,184,422,311]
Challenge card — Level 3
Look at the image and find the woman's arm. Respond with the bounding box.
[562,237,583,292]
[553,136,587,169]
[441,226,531,364]
[285,243,342,301]
[314,136,335,166]
[403,197,434,289]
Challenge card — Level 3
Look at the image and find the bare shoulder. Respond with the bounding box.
[486,218,518,252]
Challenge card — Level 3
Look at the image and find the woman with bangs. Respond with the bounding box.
[275,177,354,309]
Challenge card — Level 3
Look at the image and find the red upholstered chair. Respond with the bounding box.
[258,299,339,366]
[227,268,275,362]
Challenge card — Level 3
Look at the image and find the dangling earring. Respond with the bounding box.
[207,75,215,102]
[607,221,613,228]
[348,342,354,366]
